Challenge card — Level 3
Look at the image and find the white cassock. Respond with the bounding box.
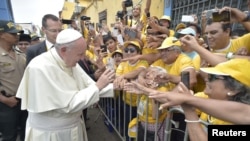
[16,48,114,141]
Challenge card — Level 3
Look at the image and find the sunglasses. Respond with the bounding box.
[208,74,225,82]
[124,47,136,53]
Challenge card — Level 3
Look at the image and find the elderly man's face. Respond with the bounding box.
[159,46,179,64]
[204,22,230,50]
[63,38,86,67]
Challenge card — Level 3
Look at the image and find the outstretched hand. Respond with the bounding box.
[124,81,156,95]
[121,54,141,64]
[148,82,193,109]
[96,69,115,90]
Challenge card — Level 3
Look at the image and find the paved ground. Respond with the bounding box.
[86,107,122,141]
[0,107,122,141]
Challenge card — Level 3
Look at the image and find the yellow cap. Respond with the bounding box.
[111,49,123,57]
[128,118,137,138]
[175,23,186,31]
[157,37,181,50]
[123,40,141,49]
[160,15,171,21]
[200,59,250,87]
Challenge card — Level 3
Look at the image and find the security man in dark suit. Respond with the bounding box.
[26,14,62,65]
[0,20,25,141]
[78,58,96,131]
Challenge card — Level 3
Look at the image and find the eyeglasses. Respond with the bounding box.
[124,47,136,53]
[208,74,225,82]
[46,29,63,33]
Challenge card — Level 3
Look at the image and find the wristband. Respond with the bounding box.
[184,119,201,123]
[226,52,234,60]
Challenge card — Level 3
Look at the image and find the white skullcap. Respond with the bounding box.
[56,29,82,44]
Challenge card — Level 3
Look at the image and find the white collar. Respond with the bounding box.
[213,40,231,53]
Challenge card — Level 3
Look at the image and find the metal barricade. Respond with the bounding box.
[164,107,188,141]
[96,91,208,141]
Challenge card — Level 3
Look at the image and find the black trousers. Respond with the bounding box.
[0,102,21,141]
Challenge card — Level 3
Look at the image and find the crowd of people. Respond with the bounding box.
[1,0,250,141]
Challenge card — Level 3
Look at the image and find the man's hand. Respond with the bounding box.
[96,69,115,90]
[1,96,19,107]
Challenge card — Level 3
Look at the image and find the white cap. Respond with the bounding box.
[178,27,196,36]
[56,29,82,44]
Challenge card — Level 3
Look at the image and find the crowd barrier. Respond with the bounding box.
[96,91,208,141]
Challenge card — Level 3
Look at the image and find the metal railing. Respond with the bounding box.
[96,91,209,141]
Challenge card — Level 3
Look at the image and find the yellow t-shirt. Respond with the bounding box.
[213,33,250,54]
[151,53,194,90]
[183,52,205,93]
[140,34,158,55]
[138,92,167,123]
[195,92,232,125]
[183,51,201,71]
[82,27,89,39]
[127,12,147,28]
[116,60,149,106]
[169,29,175,37]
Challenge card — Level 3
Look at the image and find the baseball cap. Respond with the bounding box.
[30,33,40,41]
[175,27,196,39]
[56,29,82,44]
[157,37,181,50]
[0,20,24,33]
[123,40,141,49]
[200,59,250,87]
[111,49,123,58]
[175,23,187,31]
[160,15,171,21]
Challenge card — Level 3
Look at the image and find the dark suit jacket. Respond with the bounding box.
[78,59,96,81]
[26,41,47,65]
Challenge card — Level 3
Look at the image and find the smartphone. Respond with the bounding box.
[124,29,137,39]
[117,34,124,45]
[181,71,190,89]
[206,9,216,18]
[181,15,194,23]
[112,28,119,37]
[212,11,231,22]
[101,45,107,53]
[88,24,94,30]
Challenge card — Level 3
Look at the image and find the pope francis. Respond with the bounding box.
[16,29,115,141]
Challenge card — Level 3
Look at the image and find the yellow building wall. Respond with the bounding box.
[78,0,164,28]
